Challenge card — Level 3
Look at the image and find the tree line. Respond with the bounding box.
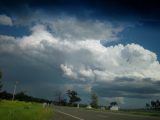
[0,70,2,92]
[146,100,160,110]
[54,91,100,108]
[0,91,52,103]
[53,90,81,106]
[0,70,118,109]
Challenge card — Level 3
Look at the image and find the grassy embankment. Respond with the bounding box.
[0,100,53,120]
[85,108,160,117]
[119,109,160,117]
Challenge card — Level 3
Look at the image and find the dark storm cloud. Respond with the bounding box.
[0,52,71,99]
[93,86,160,98]
[0,0,160,20]
[92,77,160,99]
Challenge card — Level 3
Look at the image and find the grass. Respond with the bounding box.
[118,109,160,117]
[84,108,160,117]
[0,100,53,120]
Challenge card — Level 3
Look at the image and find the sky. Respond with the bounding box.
[0,0,160,108]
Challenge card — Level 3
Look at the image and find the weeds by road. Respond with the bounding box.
[0,100,53,120]
[84,108,160,117]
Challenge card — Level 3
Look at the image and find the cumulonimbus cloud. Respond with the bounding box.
[0,17,160,100]
[1,19,160,82]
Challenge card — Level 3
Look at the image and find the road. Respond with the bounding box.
[52,106,160,120]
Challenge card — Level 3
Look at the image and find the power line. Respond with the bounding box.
[12,81,18,101]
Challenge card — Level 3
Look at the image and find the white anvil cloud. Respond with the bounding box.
[60,43,160,81]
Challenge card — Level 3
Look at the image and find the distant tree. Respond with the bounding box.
[146,103,150,110]
[151,100,156,109]
[155,100,160,109]
[67,90,81,105]
[0,70,2,92]
[59,99,67,106]
[0,90,52,103]
[145,100,160,110]
[54,90,63,104]
[0,91,12,99]
[53,90,67,106]
[90,93,98,108]
[110,102,118,106]
[15,91,28,101]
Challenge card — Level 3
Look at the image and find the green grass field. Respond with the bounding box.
[0,100,53,120]
[85,108,160,117]
[119,110,160,117]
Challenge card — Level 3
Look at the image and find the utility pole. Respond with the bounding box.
[12,81,18,101]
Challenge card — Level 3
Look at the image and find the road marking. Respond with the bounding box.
[55,109,84,120]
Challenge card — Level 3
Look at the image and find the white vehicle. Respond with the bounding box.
[110,105,119,111]
[86,105,92,109]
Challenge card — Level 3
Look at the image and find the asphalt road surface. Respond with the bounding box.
[52,106,160,120]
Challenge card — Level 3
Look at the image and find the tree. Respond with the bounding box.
[146,103,150,110]
[155,100,160,109]
[54,90,63,104]
[90,93,98,108]
[0,91,12,100]
[15,91,27,101]
[0,70,2,92]
[145,100,160,110]
[54,90,67,105]
[151,100,156,109]
[110,101,118,106]
[67,90,81,105]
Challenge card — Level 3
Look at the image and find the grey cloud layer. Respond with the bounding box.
[0,14,13,26]
[93,78,160,98]
[49,17,124,41]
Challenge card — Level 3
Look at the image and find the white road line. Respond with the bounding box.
[55,109,84,120]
